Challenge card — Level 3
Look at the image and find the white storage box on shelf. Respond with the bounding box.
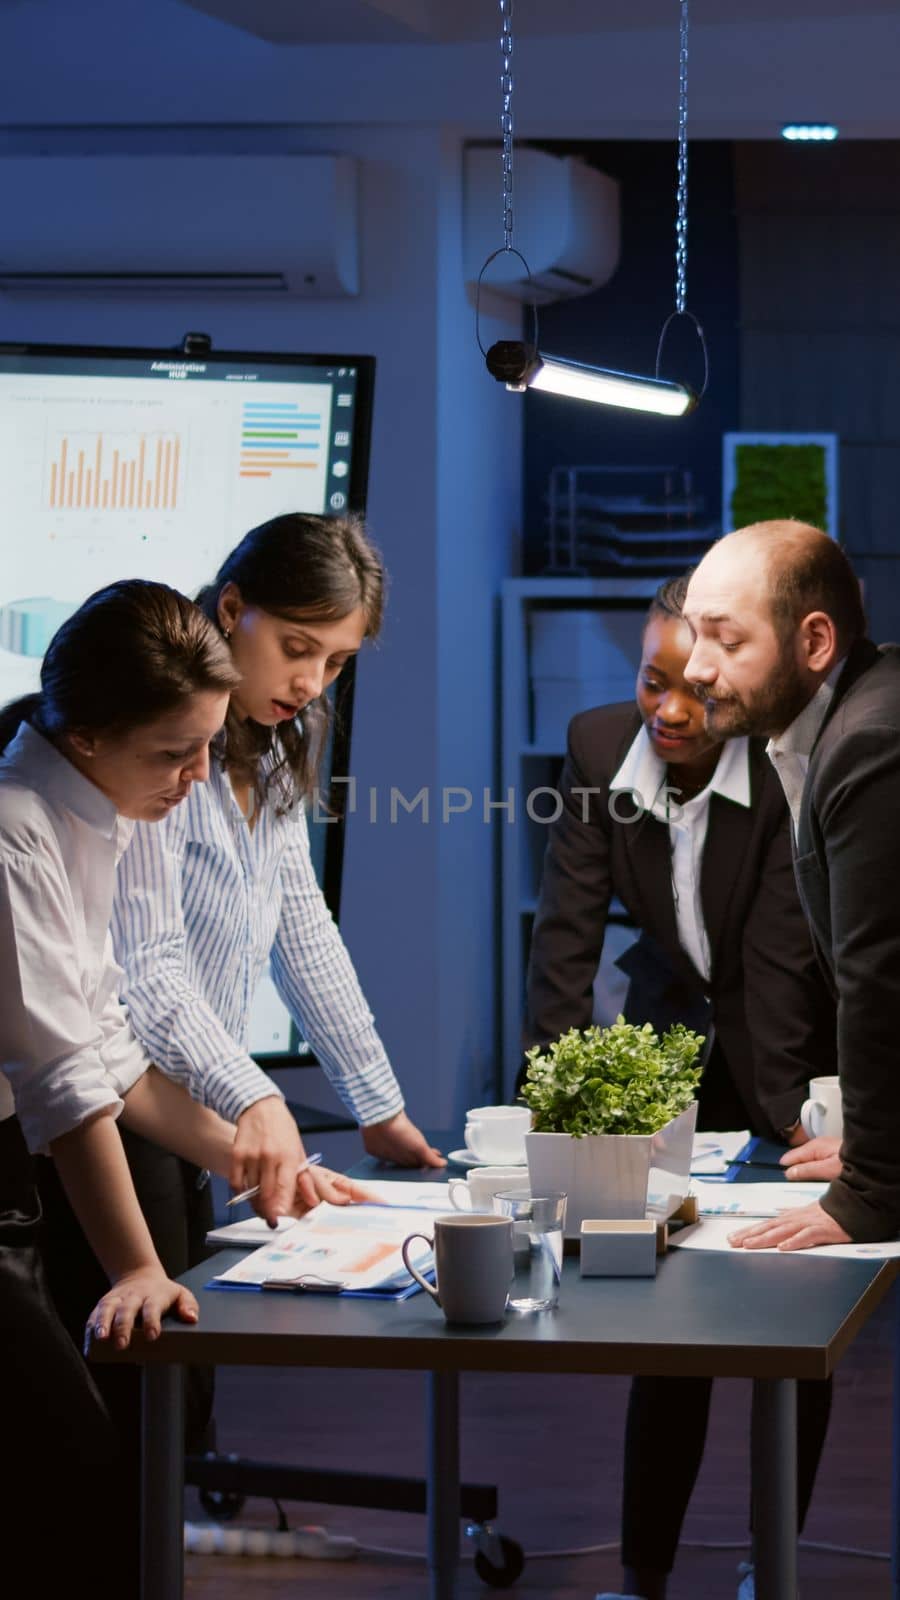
[529,608,643,747]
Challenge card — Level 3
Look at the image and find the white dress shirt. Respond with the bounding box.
[112,755,404,1128]
[0,723,149,1153]
[765,662,845,832]
[611,727,752,983]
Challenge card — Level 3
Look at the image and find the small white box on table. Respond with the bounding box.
[579,1219,658,1278]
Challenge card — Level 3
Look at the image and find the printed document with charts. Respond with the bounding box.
[209,1184,452,1299]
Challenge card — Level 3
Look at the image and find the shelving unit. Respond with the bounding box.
[500,576,660,1100]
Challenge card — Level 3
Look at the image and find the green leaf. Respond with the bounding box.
[521,1015,704,1136]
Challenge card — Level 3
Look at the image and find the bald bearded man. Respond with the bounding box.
[683,519,900,1249]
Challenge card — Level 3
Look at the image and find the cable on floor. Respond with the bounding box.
[355,1535,890,1563]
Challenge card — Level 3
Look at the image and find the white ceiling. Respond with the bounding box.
[180,0,899,46]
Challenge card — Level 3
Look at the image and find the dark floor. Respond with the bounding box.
[186,1129,895,1597]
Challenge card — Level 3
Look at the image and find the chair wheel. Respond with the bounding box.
[474,1535,525,1588]
[198,1486,246,1523]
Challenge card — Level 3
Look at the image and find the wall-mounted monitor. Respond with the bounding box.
[0,336,375,1060]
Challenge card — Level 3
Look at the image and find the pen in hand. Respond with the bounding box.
[226,1150,324,1208]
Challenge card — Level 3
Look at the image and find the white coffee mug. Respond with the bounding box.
[449,1166,531,1213]
[800,1075,843,1140]
[464,1105,532,1165]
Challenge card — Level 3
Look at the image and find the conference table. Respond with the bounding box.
[92,1141,898,1600]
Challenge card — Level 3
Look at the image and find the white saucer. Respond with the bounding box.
[446,1148,528,1170]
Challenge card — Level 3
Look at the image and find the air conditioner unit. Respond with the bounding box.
[464,147,620,306]
[0,154,359,296]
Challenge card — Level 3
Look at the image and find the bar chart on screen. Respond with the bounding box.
[46,430,184,512]
[233,387,332,517]
[0,355,348,705]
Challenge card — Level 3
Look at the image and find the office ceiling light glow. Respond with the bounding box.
[477,0,706,418]
[782,124,839,142]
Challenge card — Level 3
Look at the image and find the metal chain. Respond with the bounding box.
[500,0,514,249]
[675,0,689,313]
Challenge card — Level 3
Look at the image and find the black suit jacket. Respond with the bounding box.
[525,702,837,1140]
[795,639,900,1240]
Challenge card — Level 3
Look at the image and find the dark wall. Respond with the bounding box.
[734,140,900,640]
[522,141,740,573]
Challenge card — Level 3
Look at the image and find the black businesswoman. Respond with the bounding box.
[524,576,838,1600]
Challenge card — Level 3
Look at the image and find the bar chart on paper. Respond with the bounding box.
[46,431,183,511]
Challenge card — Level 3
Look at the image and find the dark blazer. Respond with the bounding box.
[795,639,900,1240]
[525,702,837,1140]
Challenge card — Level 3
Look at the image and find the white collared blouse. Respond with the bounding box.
[610,727,752,983]
[0,723,149,1153]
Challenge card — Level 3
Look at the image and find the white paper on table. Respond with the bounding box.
[689,1180,827,1217]
[670,1214,900,1259]
[211,1202,437,1292]
[689,1130,751,1177]
[351,1179,454,1210]
[206,1215,299,1247]
[206,1182,454,1249]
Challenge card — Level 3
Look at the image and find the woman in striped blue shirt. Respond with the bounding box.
[111,512,442,1205]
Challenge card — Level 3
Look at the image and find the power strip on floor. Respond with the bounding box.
[184,1521,359,1560]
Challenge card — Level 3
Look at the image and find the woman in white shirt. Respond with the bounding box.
[112,512,441,1186]
[0,578,364,1589]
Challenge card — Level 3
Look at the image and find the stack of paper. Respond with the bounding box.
[689,1131,751,1178]
[689,1180,827,1217]
[206,1180,454,1249]
[209,1196,449,1299]
[671,1214,900,1259]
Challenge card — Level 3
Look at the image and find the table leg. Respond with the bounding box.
[426,1370,460,1600]
[751,1377,797,1600]
[883,1280,890,1600]
[892,1281,900,1600]
[141,1363,185,1600]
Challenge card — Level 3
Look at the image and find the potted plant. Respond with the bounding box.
[520,1017,704,1236]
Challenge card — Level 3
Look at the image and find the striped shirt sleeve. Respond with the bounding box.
[270,807,404,1126]
[112,811,285,1126]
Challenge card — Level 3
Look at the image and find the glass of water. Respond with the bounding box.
[492,1191,567,1312]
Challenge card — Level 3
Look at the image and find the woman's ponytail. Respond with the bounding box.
[0,692,42,755]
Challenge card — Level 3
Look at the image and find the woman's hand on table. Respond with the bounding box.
[728,1200,850,1252]
[361,1111,445,1168]
[781,1135,843,1183]
[288,1166,377,1217]
[233,1095,314,1221]
[84,1267,199,1353]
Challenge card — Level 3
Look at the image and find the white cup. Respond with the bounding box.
[800,1075,843,1140]
[449,1166,531,1213]
[464,1106,532,1165]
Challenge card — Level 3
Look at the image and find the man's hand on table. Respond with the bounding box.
[361,1111,446,1168]
[729,1199,851,1252]
[781,1135,843,1183]
[232,1095,315,1222]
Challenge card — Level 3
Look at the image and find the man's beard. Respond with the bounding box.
[701,650,811,740]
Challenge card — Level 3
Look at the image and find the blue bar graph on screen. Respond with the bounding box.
[240,400,323,481]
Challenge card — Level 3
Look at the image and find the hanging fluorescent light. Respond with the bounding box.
[476,3,706,417]
[781,124,839,142]
[484,341,697,417]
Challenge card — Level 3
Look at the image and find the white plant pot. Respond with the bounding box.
[525,1101,698,1238]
